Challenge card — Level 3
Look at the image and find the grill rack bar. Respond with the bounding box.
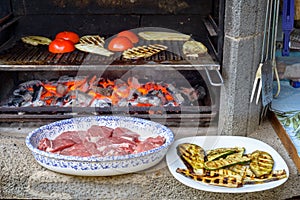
[0,40,220,71]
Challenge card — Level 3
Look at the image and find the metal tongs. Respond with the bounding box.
[250,0,281,104]
[250,0,271,104]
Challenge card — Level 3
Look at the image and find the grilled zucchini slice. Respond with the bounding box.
[206,147,241,161]
[204,156,251,170]
[176,168,243,188]
[249,150,274,178]
[177,143,205,174]
[21,36,52,46]
[226,147,245,159]
[228,164,254,177]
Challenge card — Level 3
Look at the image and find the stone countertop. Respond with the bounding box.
[1,120,299,199]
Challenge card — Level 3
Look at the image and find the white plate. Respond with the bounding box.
[166,136,289,193]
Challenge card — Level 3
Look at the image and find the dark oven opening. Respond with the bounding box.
[0,0,224,127]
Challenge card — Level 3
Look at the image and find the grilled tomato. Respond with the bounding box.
[117,30,139,44]
[108,36,134,52]
[49,38,75,53]
[55,31,80,44]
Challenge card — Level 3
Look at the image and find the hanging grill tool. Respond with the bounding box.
[251,0,281,120]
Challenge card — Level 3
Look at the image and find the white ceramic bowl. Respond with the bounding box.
[26,116,174,176]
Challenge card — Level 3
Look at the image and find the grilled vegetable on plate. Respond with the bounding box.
[166,136,289,193]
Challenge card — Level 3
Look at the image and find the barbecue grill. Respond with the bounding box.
[0,0,224,127]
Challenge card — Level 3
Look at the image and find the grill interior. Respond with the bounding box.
[0,0,223,126]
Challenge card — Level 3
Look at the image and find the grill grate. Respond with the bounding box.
[0,40,219,70]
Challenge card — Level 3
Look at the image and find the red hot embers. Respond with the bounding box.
[5,75,205,108]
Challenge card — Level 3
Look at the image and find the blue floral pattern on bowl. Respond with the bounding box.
[26,116,174,176]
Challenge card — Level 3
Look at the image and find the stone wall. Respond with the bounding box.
[219,0,267,136]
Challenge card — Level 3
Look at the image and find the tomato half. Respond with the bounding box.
[108,36,134,52]
[55,31,80,44]
[117,30,139,44]
[49,38,75,53]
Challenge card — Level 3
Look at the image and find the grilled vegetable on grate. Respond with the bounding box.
[138,31,190,41]
[75,43,114,57]
[176,168,243,188]
[122,44,168,59]
[182,40,207,57]
[249,150,274,178]
[21,36,52,46]
[79,35,105,47]
[177,143,205,174]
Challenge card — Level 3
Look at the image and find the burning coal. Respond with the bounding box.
[5,75,206,108]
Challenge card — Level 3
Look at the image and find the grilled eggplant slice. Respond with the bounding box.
[243,169,287,185]
[228,164,254,178]
[177,143,205,174]
[79,35,105,47]
[21,36,52,46]
[122,44,167,59]
[138,31,190,41]
[206,147,241,161]
[204,156,251,170]
[249,150,274,178]
[75,44,114,56]
[176,168,243,188]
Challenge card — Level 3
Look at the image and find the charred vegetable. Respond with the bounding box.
[226,147,245,159]
[176,168,243,188]
[177,143,205,174]
[176,143,287,188]
[249,150,274,178]
[21,36,52,46]
[206,147,241,161]
[204,156,251,170]
[243,169,287,185]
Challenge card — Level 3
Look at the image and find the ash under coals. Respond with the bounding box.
[4,75,205,109]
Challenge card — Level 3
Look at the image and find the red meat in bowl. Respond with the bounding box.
[26,116,174,176]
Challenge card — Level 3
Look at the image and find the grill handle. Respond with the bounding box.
[204,68,224,86]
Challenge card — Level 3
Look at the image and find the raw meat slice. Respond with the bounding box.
[60,143,92,157]
[88,125,113,138]
[96,137,136,155]
[37,138,51,151]
[60,141,101,157]
[98,144,133,156]
[135,136,166,153]
[54,130,87,144]
[145,135,165,146]
[37,138,75,153]
[112,127,140,142]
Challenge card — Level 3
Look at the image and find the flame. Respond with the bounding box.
[24,76,179,107]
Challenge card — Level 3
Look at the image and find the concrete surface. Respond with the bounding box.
[0,120,299,199]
